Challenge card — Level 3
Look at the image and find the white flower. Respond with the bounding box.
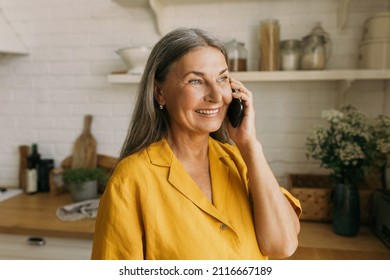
[337,142,365,166]
[305,105,375,185]
[377,139,390,154]
[321,109,343,123]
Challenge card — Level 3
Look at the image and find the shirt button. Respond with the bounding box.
[220,223,227,230]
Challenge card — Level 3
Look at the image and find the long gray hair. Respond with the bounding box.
[119,27,231,160]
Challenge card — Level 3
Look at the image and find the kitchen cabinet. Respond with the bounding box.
[113,0,352,34]
[0,233,92,260]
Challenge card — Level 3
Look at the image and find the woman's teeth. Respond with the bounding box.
[196,109,219,115]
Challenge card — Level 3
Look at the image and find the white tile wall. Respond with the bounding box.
[0,0,389,187]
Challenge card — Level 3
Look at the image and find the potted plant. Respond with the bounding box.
[305,105,376,236]
[62,167,107,202]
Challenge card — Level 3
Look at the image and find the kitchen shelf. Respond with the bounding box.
[108,69,390,84]
[108,69,390,107]
[113,0,352,34]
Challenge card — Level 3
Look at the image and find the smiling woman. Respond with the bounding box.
[91,27,301,260]
[154,46,232,144]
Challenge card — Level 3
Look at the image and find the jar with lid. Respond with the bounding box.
[225,39,247,71]
[300,22,332,70]
[300,35,327,70]
[280,39,301,70]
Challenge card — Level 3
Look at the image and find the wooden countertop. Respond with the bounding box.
[0,192,95,240]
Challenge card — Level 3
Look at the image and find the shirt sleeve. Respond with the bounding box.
[281,187,302,218]
[91,164,145,260]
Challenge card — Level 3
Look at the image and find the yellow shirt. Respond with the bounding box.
[91,137,301,260]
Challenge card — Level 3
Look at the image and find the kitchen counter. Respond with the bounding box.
[1,189,388,260]
[0,191,95,240]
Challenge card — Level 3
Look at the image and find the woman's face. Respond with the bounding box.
[156,46,232,138]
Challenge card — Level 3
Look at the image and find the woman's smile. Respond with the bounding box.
[195,107,221,116]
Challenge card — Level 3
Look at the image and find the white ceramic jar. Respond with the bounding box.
[358,39,390,69]
[362,12,390,41]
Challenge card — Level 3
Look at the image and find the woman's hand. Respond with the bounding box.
[227,78,257,145]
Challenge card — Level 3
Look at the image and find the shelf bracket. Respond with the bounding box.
[337,79,353,108]
[149,0,167,35]
[338,0,352,31]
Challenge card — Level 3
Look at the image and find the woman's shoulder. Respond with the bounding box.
[113,139,170,174]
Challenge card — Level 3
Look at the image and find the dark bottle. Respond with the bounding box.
[38,159,54,192]
[25,144,41,194]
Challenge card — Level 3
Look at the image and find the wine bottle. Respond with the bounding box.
[25,144,41,194]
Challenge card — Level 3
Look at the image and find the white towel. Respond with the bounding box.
[0,188,23,202]
[56,198,100,221]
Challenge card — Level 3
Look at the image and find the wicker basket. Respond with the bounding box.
[288,174,333,222]
[288,174,374,223]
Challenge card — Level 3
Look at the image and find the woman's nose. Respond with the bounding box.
[205,83,224,103]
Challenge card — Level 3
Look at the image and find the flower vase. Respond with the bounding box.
[332,183,360,236]
[380,163,388,190]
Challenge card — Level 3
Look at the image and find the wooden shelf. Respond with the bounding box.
[108,69,390,84]
[108,69,390,108]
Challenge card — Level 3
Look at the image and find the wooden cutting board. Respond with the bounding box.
[71,115,97,169]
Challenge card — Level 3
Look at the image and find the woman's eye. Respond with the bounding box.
[217,76,229,83]
[189,79,203,85]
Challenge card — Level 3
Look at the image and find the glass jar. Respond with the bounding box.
[300,22,332,70]
[300,34,327,70]
[259,19,280,71]
[226,39,247,71]
[280,39,301,70]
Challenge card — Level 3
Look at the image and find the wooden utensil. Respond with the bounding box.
[19,145,30,191]
[71,115,97,169]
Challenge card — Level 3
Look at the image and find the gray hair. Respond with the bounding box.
[119,27,231,160]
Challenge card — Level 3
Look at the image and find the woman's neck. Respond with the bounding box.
[166,132,209,162]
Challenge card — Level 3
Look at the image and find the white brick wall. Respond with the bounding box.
[0,0,389,187]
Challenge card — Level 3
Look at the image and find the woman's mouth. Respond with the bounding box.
[195,108,220,115]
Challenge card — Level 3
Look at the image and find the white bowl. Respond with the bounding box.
[116,46,151,74]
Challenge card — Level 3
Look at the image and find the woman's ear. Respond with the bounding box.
[154,81,165,106]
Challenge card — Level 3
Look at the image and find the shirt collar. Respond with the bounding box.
[146,137,230,167]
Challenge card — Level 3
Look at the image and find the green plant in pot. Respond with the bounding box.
[305,105,376,236]
[62,167,107,202]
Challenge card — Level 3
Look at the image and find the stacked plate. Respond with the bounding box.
[358,12,390,69]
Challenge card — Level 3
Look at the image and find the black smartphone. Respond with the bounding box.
[227,97,244,128]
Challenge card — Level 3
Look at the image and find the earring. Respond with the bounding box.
[159,104,164,110]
